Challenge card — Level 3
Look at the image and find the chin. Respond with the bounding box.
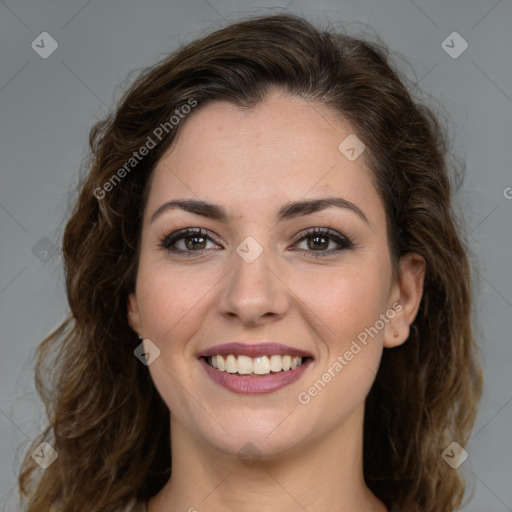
[196,411,310,460]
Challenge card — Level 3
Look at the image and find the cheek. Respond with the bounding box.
[291,262,389,344]
[135,262,208,416]
[292,263,388,403]
[295,269,387,421]
[135,260,205,343]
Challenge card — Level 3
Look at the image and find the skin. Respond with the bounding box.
[128,89,425,512]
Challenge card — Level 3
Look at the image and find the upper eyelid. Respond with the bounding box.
[160,227,353,250]
[290,227,348,241]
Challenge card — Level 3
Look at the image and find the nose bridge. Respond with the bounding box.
[217,235,288,323]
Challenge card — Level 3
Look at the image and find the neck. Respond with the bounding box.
[148,406,387,512]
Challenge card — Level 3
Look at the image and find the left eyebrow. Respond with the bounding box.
[150,197,370,226]
[277,197,370,226]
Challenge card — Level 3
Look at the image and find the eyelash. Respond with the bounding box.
[158,227,355,259]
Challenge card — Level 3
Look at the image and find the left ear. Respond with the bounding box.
[384,252,426,348]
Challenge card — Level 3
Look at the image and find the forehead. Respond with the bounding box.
[146,92,384,224]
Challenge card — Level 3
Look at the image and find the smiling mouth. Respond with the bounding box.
[203,354,311,376]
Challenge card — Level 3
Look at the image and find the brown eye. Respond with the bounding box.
[306,233,330,251]
[292,228,354,258]
[160,228,221,255]
[183,234,207,250]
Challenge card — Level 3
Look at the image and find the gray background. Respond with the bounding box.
[1,0,511,510]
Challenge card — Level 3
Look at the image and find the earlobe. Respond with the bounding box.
[127,292,142,336]
[384,252,426,348]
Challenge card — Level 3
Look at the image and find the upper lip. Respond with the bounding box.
[198,342,313,359]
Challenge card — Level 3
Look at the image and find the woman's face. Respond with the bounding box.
[128,91,419,458]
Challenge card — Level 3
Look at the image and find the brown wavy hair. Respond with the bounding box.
[17,13,482,512]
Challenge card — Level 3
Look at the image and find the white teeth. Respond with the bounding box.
[269,355,282,372]
[207,354,305,374]
[225,354,237,373]
[253,356,270,375]
[237,355,253,374]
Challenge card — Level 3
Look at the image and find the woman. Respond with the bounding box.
[18,13,482,512]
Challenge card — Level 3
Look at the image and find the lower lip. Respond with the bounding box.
[199,358,313,395]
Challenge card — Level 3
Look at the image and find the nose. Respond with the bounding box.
[216,240,290,327]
